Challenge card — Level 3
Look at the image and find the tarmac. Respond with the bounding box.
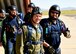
[60,15,76,54]
[0,15,76,54]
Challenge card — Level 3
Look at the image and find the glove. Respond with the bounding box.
[62,27,71,38]
[65,28,71,38]
[47,46,55,54]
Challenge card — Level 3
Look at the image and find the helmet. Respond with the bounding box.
[31,7,42,17]
[0,9,5,20]
[7,5,17,16]
[32,7,42,15]
[0,9,5,13]
[49,4,61,17]
[7,5,17,11]
[28,3,35,8]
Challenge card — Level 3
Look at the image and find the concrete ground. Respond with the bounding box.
[0,15,76,54]
[60,15,76,54]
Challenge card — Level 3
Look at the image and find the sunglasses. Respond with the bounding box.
[51,11,59,14]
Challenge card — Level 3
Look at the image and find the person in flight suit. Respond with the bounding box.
[1,5,23,54]
[23,3,35,24]
[40,4,71,54]
[16,7,45,54]
[0,9,6,45]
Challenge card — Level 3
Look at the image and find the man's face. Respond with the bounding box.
[0,13,5,20]
[32,14,42,24]
[10,10,17,16]
[27,7,33,13]
[0,13,5,18]
[50,10,59,20]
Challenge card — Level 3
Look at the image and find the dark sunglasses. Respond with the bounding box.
[51,11,59,14]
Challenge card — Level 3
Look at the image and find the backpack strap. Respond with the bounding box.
[39,24,43,41]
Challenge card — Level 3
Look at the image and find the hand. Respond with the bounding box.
[66,28,71,38]
[43,41,50,47]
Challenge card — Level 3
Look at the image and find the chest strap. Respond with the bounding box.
[27,41,42,45]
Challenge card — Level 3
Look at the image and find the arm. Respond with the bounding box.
[63,28,71,38]
[1,20,6,48]
[16,25,27,54]
[43,40,50,47]
[16,30,23,54]
[43,41,55,54]
[61,22,71,38]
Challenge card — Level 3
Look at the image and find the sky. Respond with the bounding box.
[31,0,76,10]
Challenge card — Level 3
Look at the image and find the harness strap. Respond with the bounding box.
[28,41,42,45]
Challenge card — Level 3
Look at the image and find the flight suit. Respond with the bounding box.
[40,18,70,54]
[16,23,44,54]
[1,15,23,54]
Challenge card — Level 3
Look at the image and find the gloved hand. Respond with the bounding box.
[47,46,55,54]
[66,28,71,38]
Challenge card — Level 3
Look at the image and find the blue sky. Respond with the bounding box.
[31,0,76,10]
